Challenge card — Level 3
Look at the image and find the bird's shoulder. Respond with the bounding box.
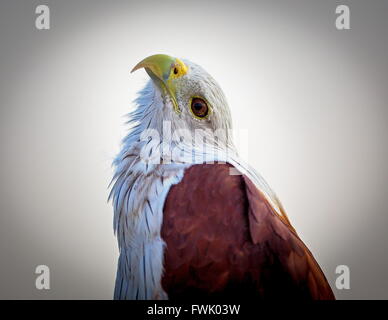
[162,162,292,241]
[161,163,334,300]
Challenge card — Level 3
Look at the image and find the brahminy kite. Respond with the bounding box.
[110,54,335,300]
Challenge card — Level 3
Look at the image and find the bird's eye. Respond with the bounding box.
[190,97,209,118]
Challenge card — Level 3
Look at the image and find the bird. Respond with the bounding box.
[109,54,335,300]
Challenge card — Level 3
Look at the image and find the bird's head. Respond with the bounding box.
[131,54,233,152]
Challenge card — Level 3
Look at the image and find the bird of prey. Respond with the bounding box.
[110,54,335,300]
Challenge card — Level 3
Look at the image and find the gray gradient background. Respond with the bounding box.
[0,0,387,299]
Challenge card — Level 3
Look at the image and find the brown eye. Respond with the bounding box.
[191,98,209,118]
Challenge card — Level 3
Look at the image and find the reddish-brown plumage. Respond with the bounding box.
[161,163,335,300]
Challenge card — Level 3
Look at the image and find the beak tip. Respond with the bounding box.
[130,65,140,74]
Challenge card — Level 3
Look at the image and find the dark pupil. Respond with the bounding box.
[193,103,203,110]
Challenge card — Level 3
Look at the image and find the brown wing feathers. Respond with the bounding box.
[161,163,335,300]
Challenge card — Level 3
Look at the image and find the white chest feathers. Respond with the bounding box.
[111,153,188,299]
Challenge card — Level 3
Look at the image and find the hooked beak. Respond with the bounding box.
[131,54,188,114]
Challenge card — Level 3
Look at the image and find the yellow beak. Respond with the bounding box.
[131,54,188,114]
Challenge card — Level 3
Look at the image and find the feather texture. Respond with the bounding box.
[161,163,335,300]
